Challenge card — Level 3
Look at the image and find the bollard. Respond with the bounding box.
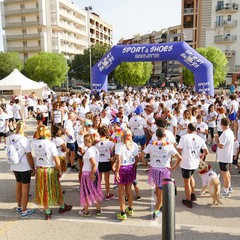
[162,178,175,240]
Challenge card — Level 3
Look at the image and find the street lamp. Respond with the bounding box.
[85,6,92,88]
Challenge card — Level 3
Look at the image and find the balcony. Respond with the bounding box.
[7,46,41,52]
[6,33,41,41]
[183,8,198,14]
[214,35,237,43]
[5,21,41,28]
[223,50,236,57]
[4,8,39,16]
[215,20,238,28]
[216,3,239,13]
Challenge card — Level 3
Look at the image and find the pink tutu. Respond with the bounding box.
[114,164,136,185]
[80,171,103,207]
[148,167,170,188]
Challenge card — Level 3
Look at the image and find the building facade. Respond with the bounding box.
[1,0,113,62]
[182,0,240,85]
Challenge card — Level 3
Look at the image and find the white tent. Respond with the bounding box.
[0,68,46,97]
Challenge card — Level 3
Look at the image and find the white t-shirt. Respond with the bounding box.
[178,133,207,169]
[101,116,110,126]
[82,146,99,171]
[178,118,190,137]
[216,113,226,132]
[64,119,76,143]
[168,116,178,134]
[196,122,208,142]
[115,142,138,166]
[128,115,147,136]
[95,139,114,163]
[53,110,62,124]
[6,104,13,118]
[0,112,9,133]
[13,105,22,119]
[143,141,177,168]
[32,139,58,167]
[52,137,65,157]
[6,134,32,172]
[207,111,217,128]
[217,128,234,163]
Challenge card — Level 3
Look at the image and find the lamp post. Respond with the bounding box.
[179,32,186,84]
[85,6,92,88]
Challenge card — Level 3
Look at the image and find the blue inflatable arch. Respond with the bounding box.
[92,42,214,96]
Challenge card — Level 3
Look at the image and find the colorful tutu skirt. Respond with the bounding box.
[59,156,66,172]
[80,171,103,207]
[114,164,136,185]
[148,167,170,189]
[35,167,63,207]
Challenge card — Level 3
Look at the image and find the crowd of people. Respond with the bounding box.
[1,85,239,220]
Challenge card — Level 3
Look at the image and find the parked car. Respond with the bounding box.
[108,83,117,90]
[71,86,91,94]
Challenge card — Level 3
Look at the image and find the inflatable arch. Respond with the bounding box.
[91,42,214,96]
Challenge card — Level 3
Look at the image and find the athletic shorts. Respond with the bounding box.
[181,168,195,179]
[133,135,146,146]
[229,112,237,121]
[219,162,230,172]
[13,170,31,184]
[0,132,8,137]
[28,106,34,112]
[98,161,112,173]
[67,142,76,151]
[8,118,14,123]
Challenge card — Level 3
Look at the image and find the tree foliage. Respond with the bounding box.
[183,46,228,87]
[24,52,68,87]
[70,44,111,86]
[0,52,23,79]
[114,62,153,86]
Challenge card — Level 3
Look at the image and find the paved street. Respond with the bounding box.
[0,117,240,240]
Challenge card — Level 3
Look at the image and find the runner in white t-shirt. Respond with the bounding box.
[177,123,208,208]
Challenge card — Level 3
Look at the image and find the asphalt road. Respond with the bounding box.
[0,115,240,240]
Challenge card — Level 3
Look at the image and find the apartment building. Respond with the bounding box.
[117,26,183,84]
[1,0,113,62]
[182,0,240,84]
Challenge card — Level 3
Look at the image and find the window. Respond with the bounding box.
[21,16,26,22]
[22,29,26,34]
[38,40,41,46]
[20,4,25,10]
[227,15,231,21]
[36,2,39,8]
[37,28,42,33]
[217,1,224,10]
[36,15,39,21]
[23,41,27,47]
[216,15,223,26]
[24,53,28,59]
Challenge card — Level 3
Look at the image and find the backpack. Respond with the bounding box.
[6,136,24,165]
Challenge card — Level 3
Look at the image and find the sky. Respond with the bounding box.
[0,0,181,51]
[76,0,182,44]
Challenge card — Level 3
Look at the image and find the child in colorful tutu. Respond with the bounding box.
[115,128,139,220]
[95,125,115,200]
[79,134,103,217]
[32,125,72,220]
[140,127,182,219]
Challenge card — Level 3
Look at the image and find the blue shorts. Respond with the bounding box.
[67,142,76,151]
[229,112,237,121]
[133,135,146,146]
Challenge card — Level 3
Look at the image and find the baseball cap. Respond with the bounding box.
[135,106,143,115]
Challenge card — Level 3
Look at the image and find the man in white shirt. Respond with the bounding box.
[176,123,208,208]
[215,117,234,197]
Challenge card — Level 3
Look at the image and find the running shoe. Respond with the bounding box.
[96,209,102,216]
[16,207,22,213]
[153,209,162,219]
[117,212,127,220]
[45,210,52,220]
[105,193,114,201]
[125,207,134,216]
[79,210,91,217]
[21,209,35,219]
[191,193,197,201]
[59,203,72,214]
[182,199,193,208]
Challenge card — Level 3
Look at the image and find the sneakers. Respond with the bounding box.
[117,212,127,220]
[67,163,71,168]
[79,210,91,217]
[105,193,114,201]
[221,190,230,198]
[191,193,197,202]
[3,145,6,150]
[70,165,79,172]
[96,209,102,216]
[136,195,142,201]
[182,199,193,208]
[229,187,233,193]
[125,207,134,216]
[21,209,35,219]
[59,203,72,214]
[125,197,128,203]
[16,207,22,213]
[153,209,162,219]
[45,210,52,220]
